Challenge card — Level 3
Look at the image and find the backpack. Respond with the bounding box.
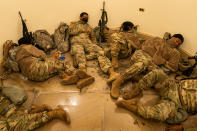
[33,30,54,52]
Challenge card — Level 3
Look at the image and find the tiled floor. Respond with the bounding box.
[3,58,167,131]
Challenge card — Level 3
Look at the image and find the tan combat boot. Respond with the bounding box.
[107,68,120,86]
[115,98,138,113]
[75,68,90,79]
[30,104,53,113]
[48,105,71,124]
[112,56,119,69]
[61,75,79,85]
[122,83,142,100]
[77,76,95,89]
[111,75,126,99]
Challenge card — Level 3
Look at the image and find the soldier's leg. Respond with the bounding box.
[71,44,86,70]
[13,106,70,131]
[28,59,72,81]
[110,42,121,69]
[84,43,112,73]
[122,69,168,100]
[116,98,177,122]
[110,50,151,99]
[85,43,120,85]
[137,100,177,121]
[0,117,8,131]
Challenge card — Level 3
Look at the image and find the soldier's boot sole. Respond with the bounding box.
[75,69,90,79]
[77,77,95,89]
[61,75,79,85]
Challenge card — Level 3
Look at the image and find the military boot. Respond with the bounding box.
[111,75,126,99]
[30,104,53,113]
[112,56,119,69]
[115,98,138,113]
[122,83,142,100]
[107,68,120,86]
[77,76,95,89]
[48,105,70,124]
[75,68,90,79]
[61,75,79,85]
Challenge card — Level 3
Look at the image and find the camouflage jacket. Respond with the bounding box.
[111,30,141,51]
[69,21,96,44]
[141,37,180,72]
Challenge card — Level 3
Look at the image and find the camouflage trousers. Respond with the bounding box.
[71,42,111,73]
[122,50,157,80]
[110,42,132,59]
[138,100,177,121]
[138,79,197,122]
[21,58,74,81]
[180,80,197,113]
[137,69,182,122]
[0,111,50,131]
[104,46,131,59]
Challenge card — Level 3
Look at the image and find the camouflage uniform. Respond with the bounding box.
[137,69,197,122]
[121,36,181,81]
[122,50,157,80]
[69,21,111,73]
[109,31,141,59]
[0,94,50,131]
[141,37,180,72]
[5,42,74,81]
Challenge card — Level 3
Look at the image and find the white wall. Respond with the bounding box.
[0,0,197,58]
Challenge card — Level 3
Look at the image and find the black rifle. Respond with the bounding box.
[18,11,34,45]
[182,55,197,77]
[98,1,108,43]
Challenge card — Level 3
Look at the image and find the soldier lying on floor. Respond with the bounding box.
[116,69,197,129]
[1,40,94,89]
[0,85,70,131]
[110,33,184,98]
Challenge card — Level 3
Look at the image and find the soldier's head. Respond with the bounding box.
[121,21,134,32]
[80,12,89,23]
[172,34,184,47]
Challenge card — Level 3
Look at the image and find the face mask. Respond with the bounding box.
[82,18,88,23]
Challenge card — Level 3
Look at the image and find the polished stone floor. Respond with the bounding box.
[3,56,167,131]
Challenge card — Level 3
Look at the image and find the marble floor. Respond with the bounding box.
[3,56,168,131]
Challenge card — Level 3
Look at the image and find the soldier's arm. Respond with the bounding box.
[164,50,180,72]
[90,29,97,43]
[30,46,46,60]
[152,42,166,65]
